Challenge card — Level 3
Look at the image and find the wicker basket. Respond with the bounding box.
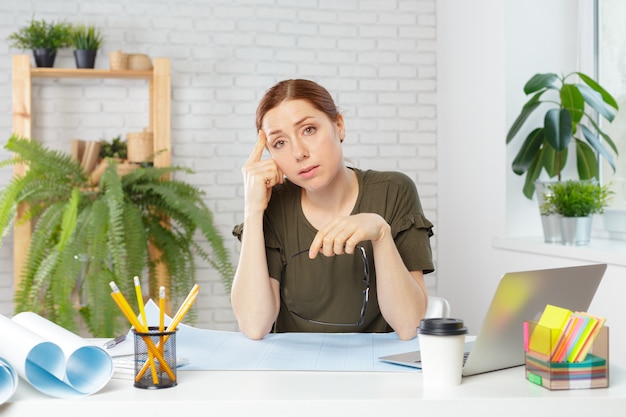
[90,159,140,186]
[109,50,129,71]
[116,161,140,176]
[128,54,153,71]
[126,128,153,163]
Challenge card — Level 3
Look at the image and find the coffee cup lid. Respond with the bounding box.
[417,318,467,336]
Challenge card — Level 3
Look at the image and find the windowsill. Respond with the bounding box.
[492,236,626,268]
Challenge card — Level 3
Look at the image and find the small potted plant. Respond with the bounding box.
[7,16,72,67]
[541,180,613,246]
[71,24,105,68]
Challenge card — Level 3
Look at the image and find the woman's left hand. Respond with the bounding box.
[308,213,389,258]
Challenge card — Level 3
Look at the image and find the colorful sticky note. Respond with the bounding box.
[529,304,572,356]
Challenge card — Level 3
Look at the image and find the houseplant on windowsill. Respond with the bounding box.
[7,16,72,67]
[540,180,613,246]
[70,24,105,69]
[506,72,619,242]
[0,135,234,337]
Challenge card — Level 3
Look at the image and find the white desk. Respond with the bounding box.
[2,366,626,417]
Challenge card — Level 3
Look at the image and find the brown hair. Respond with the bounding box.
[256,79,340,131]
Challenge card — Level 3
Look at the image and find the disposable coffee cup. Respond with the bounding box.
[417,318,468,387]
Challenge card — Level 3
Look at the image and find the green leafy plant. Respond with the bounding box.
[71,24,104,50]
[0,135,234,337]
[506,72,619,199]
[99,135,127,159]
[541,180,613,217]
[7,16,72,50]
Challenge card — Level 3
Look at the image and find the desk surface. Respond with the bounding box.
[2,365,626,417]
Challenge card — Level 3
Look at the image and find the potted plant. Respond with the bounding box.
[506,71,619,243]
[541,180,613,246]
[7,16,72,67]
[507,72,619,198]
[0,135,234,337]
[70,24,105,69]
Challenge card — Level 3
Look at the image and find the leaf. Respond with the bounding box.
[541,145,568,179]
[577,72,619,110]
[580,124,616,172]
[524,73,559,95]
[512,128,544,174]
[506,97,543,144]
[560,84,584,124]
[522,154,544,199]
[586,116,619,155]
[57,187,80,251]
[575,139,600,179]
[544,108,572,151]
[578,83,617,122]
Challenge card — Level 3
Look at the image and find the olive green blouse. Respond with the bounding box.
[233,168,434,334]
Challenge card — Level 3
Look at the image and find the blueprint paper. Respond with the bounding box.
[0,357,17,405]
[0,312,113,402]
[140,300,420,372]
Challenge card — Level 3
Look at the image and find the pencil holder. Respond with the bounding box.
[133,326,178,389]
[524,321,609,390]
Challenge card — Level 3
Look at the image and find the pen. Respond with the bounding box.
[103,334,126,349]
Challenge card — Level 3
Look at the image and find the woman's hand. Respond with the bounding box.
[308,213,390,258]
[242,130,283,215]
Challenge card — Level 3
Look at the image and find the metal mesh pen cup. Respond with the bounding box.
[133,327,177,389]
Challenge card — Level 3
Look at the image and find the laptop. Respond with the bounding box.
[379,263,607,376]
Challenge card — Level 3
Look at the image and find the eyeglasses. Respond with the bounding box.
[286,245,369,327]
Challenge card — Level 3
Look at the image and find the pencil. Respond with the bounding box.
[135,284,199,380]
[159,286,165,372]
[109,281,175,381]
[132,276,158,384]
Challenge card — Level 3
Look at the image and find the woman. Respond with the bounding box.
[231,79,434,340]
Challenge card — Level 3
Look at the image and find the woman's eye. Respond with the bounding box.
[303,126,316,135]
[272,139,285,149]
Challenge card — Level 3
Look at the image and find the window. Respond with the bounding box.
[598,0,626,238]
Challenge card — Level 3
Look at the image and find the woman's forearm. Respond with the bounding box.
[372,228,428,340]
[230,212,280,339]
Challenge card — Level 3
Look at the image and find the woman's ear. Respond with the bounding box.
[336,114,345,142]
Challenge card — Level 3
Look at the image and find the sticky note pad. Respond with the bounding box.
[529,304,572,355]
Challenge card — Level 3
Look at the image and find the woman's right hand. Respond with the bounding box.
[242,130,283,215]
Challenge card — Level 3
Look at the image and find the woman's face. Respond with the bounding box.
[261,99,345,190]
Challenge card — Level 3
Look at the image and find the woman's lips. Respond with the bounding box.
[298,165,319,178]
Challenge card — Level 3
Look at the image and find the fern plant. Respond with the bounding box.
[0,135,234,337]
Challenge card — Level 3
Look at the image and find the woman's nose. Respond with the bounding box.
[292,139,309,160]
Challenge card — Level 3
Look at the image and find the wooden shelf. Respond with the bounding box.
[30,67,153,80]
[11,54,172,305]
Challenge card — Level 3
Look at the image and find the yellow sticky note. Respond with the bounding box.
[529,304,572,355]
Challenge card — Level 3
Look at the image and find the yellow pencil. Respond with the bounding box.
[132,276,158,384]
[167,284,200,331]
[135,284,199,380]
[109,282,174,382]
[159,286,165,371]
[134,276,148,327]
[159,286,165,333]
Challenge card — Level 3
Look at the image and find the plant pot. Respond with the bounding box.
[33,48,56,68]
[74,49,97,69]
[535,181,561,243]
[560,216,593,246]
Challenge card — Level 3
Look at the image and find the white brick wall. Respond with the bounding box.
[0,0,437,331]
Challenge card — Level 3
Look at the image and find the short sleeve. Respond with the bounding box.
[359,170,434,274]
